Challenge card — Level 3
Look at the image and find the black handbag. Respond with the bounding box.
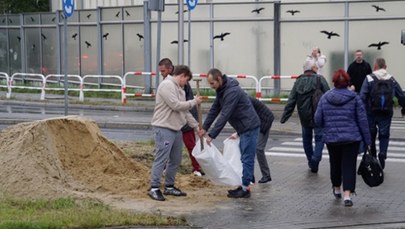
[357,149,384,187]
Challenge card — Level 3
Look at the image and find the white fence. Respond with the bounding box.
[3,71,300,103]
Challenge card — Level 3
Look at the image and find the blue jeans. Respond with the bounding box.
[367,113,392,157]
[239,127,260,187]
[302,126,324,169]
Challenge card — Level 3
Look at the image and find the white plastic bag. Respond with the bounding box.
[192,138,241,186]
[223,137,243,177]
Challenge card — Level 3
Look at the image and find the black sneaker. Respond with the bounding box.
[164,186,187,196]
[148,189,165,201]
[258,176,272,184]
[344,199,353,207]
[227,187,251,198]
[332,189,342,199]
[228,186,242,195]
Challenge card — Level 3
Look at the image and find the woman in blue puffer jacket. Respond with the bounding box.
[314,68,371,207]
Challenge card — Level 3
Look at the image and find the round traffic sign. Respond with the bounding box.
[62,0,75,17]
[186,0,198,10]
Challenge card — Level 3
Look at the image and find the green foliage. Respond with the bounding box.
[1,0,50,13]
[0,196,188,228]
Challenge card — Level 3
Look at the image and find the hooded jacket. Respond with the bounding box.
[151,75,198,131]
[359,69,405,115]
[314,88,371,145]
[280,70,330,127]
[203,76,260,139]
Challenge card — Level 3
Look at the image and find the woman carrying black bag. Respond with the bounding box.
[314,69,372,207]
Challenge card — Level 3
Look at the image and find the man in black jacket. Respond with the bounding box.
[347,50,372,93]
[198,68,260,198]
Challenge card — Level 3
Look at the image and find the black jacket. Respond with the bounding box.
[347,61,372,93]
[249,97,274,134]
[181,82,198,132]
[203,76,260,139]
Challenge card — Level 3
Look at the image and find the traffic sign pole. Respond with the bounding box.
[186,0,198,67]
[62,0,74,116]
[63,15,68,116]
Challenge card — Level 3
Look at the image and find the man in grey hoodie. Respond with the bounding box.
[360,58,405,169]
[148,65,202,201]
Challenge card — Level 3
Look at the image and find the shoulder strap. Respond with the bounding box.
[369,73,378,81]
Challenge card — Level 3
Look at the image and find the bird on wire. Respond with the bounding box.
[368,41,389,50]
[286,10,300,16]
[251,7,265,14]
[371,5,385,12]
[30,17,35,22]
[72,33,78,40]
[41,33,47,40]
[213,32,231,41]
[320,30,340,39]
[115,11,121,17]
[51,17,56,22]
[85,41,92,48]
[86,14,91,19]
[136,33,144,41]
[17,36,21,42]
[171,40,188,44]
[125,10,131,17]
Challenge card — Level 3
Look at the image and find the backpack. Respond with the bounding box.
[357,149,384,187]
[369,74,394,113]
[312,76,324,114]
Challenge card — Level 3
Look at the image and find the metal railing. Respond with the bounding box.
[3,71,301,104]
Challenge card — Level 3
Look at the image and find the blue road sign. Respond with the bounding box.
[186,0,198,10]
[62,0,75,17]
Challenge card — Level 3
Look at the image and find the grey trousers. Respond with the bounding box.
[150,127,183,188]
[256,128,271,179]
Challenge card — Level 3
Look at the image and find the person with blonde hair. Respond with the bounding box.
[303,47,326,75]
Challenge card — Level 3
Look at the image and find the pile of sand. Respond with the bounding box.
[0,116,152,199]
[0,116,227,213]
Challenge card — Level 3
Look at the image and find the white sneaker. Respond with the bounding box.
[193,171,202,177]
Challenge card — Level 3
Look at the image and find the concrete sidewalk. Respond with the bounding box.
[1,93,405,228]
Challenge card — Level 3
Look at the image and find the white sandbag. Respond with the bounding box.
[223,137,243,177]
[192,138,241,186]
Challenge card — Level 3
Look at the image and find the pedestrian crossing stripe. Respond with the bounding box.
[265,152,405,163]
[265,138,405,161]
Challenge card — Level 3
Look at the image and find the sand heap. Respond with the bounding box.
[0,116,150,199]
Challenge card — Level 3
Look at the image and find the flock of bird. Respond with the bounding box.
[7,4,390,50]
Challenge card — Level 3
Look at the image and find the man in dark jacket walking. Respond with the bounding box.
[280,64,330,173]
[360,58,405,169]
[198,68,260,198]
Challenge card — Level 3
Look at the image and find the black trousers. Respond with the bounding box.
[327,141,360,192]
